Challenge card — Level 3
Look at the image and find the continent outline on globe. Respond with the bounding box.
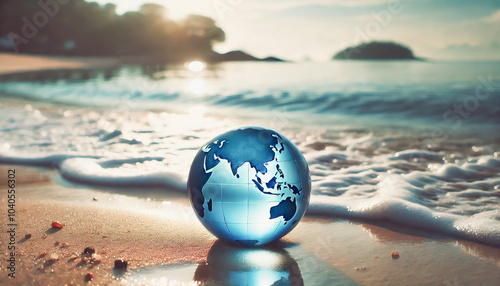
[188,127,311,246]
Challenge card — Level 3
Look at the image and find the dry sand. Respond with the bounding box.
[0,52,128,75]
[1,165,499,285]
[0,165,214,285]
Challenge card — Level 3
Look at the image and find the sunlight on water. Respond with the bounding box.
[243,250,283,268]
[189,105,207,117]
[189,78,205,94]
[186,61,206,72]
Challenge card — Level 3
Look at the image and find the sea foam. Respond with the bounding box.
[1,148,499,247]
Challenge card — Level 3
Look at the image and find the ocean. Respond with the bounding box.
[0,60,499,247]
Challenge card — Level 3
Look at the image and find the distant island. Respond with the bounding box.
[333,41,418,60]
[210,50,284,62]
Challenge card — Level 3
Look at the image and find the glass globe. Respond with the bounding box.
[188,127,310,246]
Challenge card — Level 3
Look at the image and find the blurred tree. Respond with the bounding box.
[179,14,225,60]
[0,0,225,61]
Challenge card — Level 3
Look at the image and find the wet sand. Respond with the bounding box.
[1,165,500,285]
[290,219,500,285]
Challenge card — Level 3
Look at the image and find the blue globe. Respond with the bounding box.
[188,127,311,246]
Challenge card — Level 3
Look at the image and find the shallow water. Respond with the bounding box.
[0,61,499,247]
[124,240,355,286]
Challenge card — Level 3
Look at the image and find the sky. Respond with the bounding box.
[91,0,500,61]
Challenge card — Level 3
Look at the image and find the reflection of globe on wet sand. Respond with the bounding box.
[188,127,311,246]
[194,240,303,285]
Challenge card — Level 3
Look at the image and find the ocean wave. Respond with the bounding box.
[0,152,100,167]
[1,148,499,247]
[0,152,186,192]
[308,195,500,247]
[1,62,499,125]
[60,158,186,191]
[309,154,500,247]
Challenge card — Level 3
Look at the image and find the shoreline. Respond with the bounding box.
[0,52,130,76]
[1,165,499,285]
[0,52,284,77]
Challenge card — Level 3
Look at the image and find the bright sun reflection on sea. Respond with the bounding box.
[189,105,207,117]
[189,78,205,94]
[186,61,206,72]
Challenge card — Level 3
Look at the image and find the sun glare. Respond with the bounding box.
[186,61,206,72]
[189,78,205,94]
[243,250,282,268]
[189,106,207,117]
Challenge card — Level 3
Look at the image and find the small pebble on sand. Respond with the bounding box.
[91,253,102,262]
[114,259,128,270]
[391,251,400,259]
[51,221,63,229]
[84,247,95,255]
[85,273,93,281]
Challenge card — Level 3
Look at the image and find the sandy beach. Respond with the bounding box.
[1,165,500,285]
[0,52,137,76]
[0,165,214,285]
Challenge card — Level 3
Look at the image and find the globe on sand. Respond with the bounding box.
[188,127,311,246]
